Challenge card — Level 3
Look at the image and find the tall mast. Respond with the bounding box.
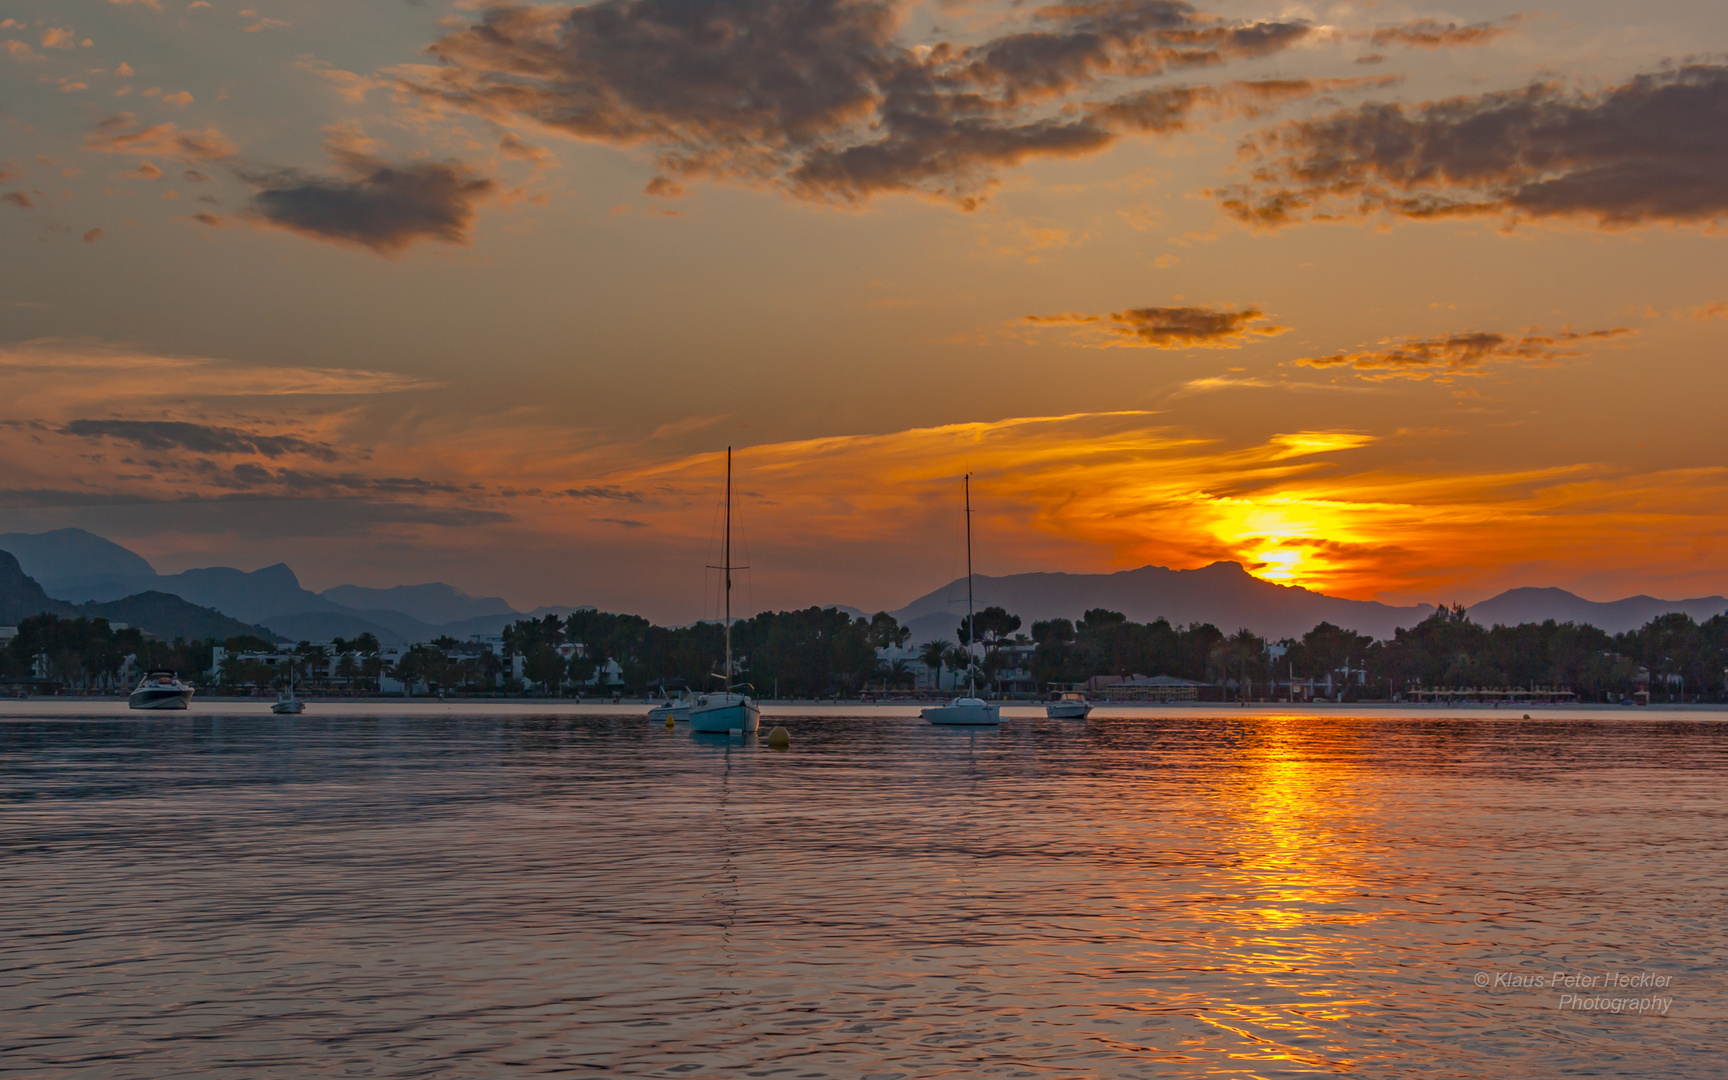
[965,473,974,697]
[724,446,732,689]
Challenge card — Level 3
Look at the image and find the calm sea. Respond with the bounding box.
[1,709,1723,1078]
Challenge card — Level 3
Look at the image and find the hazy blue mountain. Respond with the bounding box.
[161,563,342,624]
[264,611,409,647]
[74,592,280,644]
[0,550,73,623]
[2,550,279,641]
[0,528,158,601]
[891,562,1437,642]
[1467,587,1728,635]
[319,582,518,625]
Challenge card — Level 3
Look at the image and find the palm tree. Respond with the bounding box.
[918,640,948,691]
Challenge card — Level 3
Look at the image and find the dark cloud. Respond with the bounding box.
[597,517,649,528]
[1367,18,1520,49]
[61,420,340,460]
[1090,76,1398,133]
[559,485,644,502]
[214,464,464,495]
[411,0,1313,205]
[1218,62,1728,229]
[192,211,224,227]
[3,191,33,209]
[1297,327,1632,379]
[1025,304,1285,347]
[248,150,496,253]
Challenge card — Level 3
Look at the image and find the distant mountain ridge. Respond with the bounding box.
[1466,587,1728,636]
[891,562,1438,642]
[0,550,278,642]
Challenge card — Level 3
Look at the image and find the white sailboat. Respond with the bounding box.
[272,662,304,714]
[690,447,761,734]
[922,474,1001,726]
[647,681,694,723]
[1045,691,1092,720]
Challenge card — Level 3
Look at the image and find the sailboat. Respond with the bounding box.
[690,447,762,734]
[922,474,1001,726]
[272,660,305,714]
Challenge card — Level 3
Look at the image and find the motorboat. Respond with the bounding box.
[271,667,304,714]
[923,696,1000,725]
[923,474,1001,727]
[129,670,193,710]
[1046,691,1092,720]
[648,682,694,723]
[688,447,761,735]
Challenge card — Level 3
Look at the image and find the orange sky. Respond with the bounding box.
[2,0,1726,619]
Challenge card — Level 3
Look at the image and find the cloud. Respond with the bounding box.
[1297,327,1633,380]
[1690,301,1728,321]
[82,228,103,243]
[247,142,496,253]
[3,191,32,209]
[1367,17,1521,49]
[406,0,1313,206]
[1218,63,1728,230]
[1090,75,1398,133]
[1024,304,1286,348]
[85,114,237,159]
[3,39,43,61]
[61,419,342,460]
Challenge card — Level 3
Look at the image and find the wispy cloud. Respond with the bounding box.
[1023,304,1286,348]
[1297,327,1633,380]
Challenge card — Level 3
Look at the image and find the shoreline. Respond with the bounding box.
[2,698,1725,721]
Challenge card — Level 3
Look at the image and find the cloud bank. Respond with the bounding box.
[408,0,1319,205]
[1218,62,1728,229]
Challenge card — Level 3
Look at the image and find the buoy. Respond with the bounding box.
[767,726,790,748]
[1523,714,1531,720]
[666,715,675,730]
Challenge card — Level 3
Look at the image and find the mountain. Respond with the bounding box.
[74,592,280,643]
[2,550,279,641]
[0,550,73,623]
[890,561,1436,642]
[1467,587,1728,635]
[0,527,158,601]
[319,583,518,626]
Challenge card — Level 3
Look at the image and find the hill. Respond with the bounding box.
[319,583,517,626]
[0,550,73,623]
[1466,587,1728,635]
[0,527,157,601]
[75,592,281,643]
[891,562,1435,642]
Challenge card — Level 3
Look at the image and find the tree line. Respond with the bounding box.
[7,601,1727,702]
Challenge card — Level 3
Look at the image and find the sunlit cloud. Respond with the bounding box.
[1024,304,1286,348]
[1297,326,1633,381]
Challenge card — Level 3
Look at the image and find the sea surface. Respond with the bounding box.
[1,708,1724,1078]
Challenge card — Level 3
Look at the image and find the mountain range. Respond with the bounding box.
[0,550,276,643]
[2,528,1723,644]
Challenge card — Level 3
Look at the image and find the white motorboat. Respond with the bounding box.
[923,474,1001,727]
[271,667,304,714]
[129,670,193,710]
[923,696,1000,725]
[647,683,693,723]
[688,447,760,735]
[1046,691,1092,720]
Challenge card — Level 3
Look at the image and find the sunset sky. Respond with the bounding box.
[3,0,1726,622]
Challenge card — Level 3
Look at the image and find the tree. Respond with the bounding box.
[918,639,949,690]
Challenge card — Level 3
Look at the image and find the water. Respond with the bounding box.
[2,709,1724,1077]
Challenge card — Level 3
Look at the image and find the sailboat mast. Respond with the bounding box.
[724,446,732,688]
[964,473,974,697]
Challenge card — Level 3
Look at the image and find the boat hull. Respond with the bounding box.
[271,699,304,714]
[922,701,1000,726]
[1046,702,1092,719]
[689,697,760,733]
[129,687,193,710]
[648,703,693,723]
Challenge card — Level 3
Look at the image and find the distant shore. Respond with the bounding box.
[3,698,1725,722]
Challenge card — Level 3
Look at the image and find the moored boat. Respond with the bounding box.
[1046,691,1092,720]
[688,447,760,735]
[129,670,193,710]
[923,474,1001,727]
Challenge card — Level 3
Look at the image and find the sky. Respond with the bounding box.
[2,0,1726,623]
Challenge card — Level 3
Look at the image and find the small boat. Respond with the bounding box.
[1046,691,1092,720]
[689,447,761,735]
[129,670,193,710]
[923,474,1000,727]
[647,681,694,723]
[271,667,304,714]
